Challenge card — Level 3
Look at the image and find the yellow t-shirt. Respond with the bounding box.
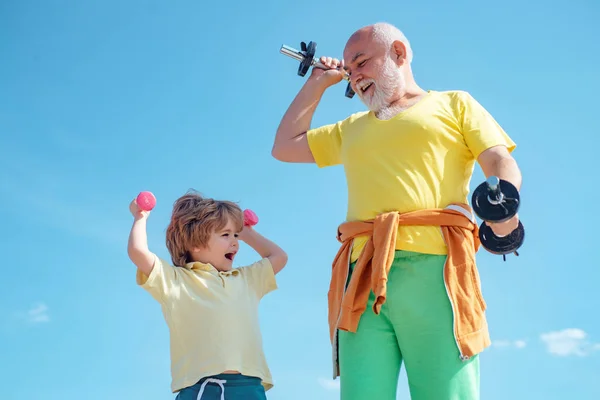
[307,90,516,261]
[136,255,277,393]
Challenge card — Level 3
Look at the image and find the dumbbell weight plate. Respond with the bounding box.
[472,178,520,223]
[479,220,525,255]
[298,41,317,77]
[345,83,355,98]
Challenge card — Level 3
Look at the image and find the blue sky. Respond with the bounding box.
[1,0,598,399]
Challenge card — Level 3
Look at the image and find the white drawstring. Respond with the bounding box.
[196,378,227,400]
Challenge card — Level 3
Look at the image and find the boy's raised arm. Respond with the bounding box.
[239,226,288,275]
[127,199,156,276]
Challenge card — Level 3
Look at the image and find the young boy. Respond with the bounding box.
[127,190,288,399]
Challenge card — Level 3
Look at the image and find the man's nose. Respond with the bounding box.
[351,75,362,90]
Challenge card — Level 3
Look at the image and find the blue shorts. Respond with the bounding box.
[175,373,267,400]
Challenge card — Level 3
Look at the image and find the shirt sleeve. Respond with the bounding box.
[306,121,344,168]
[238,258,278,299]
[457,91,517,159]
[135,254,178,303]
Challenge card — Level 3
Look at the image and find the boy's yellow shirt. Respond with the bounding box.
[136,255,277,393]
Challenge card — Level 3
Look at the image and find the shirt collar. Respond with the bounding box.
[183,261,240,276]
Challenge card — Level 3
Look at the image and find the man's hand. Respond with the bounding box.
[486,214,519,237]
[308,56,346,90]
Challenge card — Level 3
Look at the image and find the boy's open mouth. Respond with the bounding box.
[225,252,236,261]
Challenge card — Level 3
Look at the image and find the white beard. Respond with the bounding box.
[357,58,406,120]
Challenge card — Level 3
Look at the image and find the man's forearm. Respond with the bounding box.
[485,156,522,191]
[273,80,326,151]
[479,152,523,236]
[478,146,522,191]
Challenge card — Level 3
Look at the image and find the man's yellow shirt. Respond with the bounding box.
[307,90,516,261]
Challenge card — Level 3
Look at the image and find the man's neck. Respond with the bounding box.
[375,85,428,120]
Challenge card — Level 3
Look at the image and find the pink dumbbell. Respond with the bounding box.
[136,191,156,211]
[243,209,259,226]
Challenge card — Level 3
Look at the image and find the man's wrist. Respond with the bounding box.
[304,77,330,95]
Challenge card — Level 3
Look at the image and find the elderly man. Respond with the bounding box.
[272,22,522,400]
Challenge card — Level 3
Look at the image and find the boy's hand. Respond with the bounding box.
[129,199,149,219]
[238,225,253,242]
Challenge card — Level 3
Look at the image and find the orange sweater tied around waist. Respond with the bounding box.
[327,203,491,377]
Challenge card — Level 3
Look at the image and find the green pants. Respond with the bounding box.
[338,251,480,400]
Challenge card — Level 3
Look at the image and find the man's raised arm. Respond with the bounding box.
[272,56,345,163]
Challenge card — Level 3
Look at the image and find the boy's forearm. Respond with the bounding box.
[240,228,288,274]
[240,228,281,258]
[128,217,155,274]
[128,217,149,252]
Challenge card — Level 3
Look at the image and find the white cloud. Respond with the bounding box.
[492,339,527,349]
[514,340,527,349]
[318,377,340,391]
[540,328,599,357]
[18,302,50,324]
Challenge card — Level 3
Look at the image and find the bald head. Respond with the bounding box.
[345,22,413,63]
[346,25,373,44]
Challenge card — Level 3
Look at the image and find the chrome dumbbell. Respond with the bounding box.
[279,41,355,99]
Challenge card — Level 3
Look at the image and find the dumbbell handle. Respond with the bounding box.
[485,176,504,204]
[280,45,350,82]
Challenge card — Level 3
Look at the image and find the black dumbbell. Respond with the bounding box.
[279,41,356,99]
[471,176,525,261]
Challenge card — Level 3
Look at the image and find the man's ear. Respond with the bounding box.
[392,40,407,66]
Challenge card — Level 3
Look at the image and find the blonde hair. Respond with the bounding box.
[165,190,243,267]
